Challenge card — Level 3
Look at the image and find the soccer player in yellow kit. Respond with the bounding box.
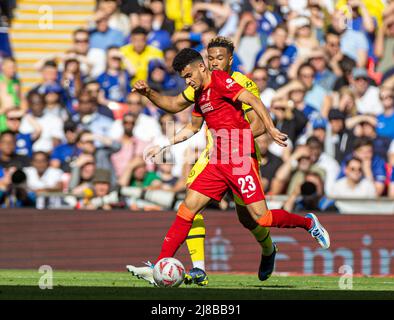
[129,37,278,286]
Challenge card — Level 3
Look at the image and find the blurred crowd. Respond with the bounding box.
[0,0,394,211]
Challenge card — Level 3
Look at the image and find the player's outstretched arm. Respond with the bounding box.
[146,115,204,159]
[237,90,288,147]
[132,80,192,113]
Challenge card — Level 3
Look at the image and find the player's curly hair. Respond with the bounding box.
[172,48,203,73]
[207,36,235,54]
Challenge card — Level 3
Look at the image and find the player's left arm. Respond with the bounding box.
[237,90,288,147]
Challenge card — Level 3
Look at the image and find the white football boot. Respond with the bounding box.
[126,261,156,286]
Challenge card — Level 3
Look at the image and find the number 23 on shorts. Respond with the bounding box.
[238,175,256,194]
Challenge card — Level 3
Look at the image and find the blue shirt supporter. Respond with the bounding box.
[255,45,297,69]
[51,143,81,172]
[147,30,172,51]
[376,113,394,140]
[350,16,377,60]
[15,133,33,158]
[96,71,132,103]
[257,11,282,47]
[89,28,125,51]
[339,154,387,184]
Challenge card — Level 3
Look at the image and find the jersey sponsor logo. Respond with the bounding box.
[201,102,214,113]
[226,81,236,89]
[245,81,252,88]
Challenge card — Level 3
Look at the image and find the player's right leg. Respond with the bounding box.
[127,189,211,285]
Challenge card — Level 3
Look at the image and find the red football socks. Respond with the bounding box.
[155,215,193,263]
[257,209,313,230]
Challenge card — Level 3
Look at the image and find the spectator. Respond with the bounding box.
[4,108,41,158]
[72,92,120,178]
[0,167,36,208]
[345,0,377,61]
[288,16,319,59]
[233,12,262,73]
[89,10,125,51]
[147,48,185,95]
[375,1,394,76]
[251,66,275,108]
[270,143,326,196]
[348,115,391,161]
[323,28,343,78]
[24,151,63,194]
[326,109,355,163]
[118,156,161,188]
[83,80,114,119]
[339,137,387,196]
[43,84,69,121]
[257,47,288,90]
[68,28,106,77]
[0,57,20,111]
[59,57,85,113]
[329,157,377,199]
[277,80,318,121]
[283,171,337,213]
[150,0,175,35]
[111,113,147,179]
[296,62,328,112]
[351,67,383,115]
[270,97,308,145]
[97,0,130,37]
[96,46,133,104]
[120,27,164,85]
[323,86,358,119]
[138,7,172,51]
[110,91,161,143]
[50,120,81,173]
[69,156,96,196]
[19,91,64,153]
[256,133,283,193]
[330,9,368,67]
[68,131,97,194]
[250,0,282,47]
[308,48,337,91]
[306,136,340,194]
[376,87,394,140]
[0,131,30,168]
[259,24,297,70]
[79,168,125,210]
[30,60,65,100]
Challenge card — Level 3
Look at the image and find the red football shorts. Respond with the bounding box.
[188,156,265,205]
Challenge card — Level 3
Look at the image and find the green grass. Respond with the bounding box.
[0,270,393,300]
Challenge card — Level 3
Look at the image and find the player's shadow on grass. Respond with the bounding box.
[1,286,394,300]
[253,285,297,289]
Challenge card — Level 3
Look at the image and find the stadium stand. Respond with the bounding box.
[0,0,393,214]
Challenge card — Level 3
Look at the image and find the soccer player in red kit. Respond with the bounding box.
[128,49,330,284]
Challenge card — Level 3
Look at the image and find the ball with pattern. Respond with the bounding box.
[153,258,185,288]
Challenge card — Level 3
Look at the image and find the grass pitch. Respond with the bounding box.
[0,270,393,300]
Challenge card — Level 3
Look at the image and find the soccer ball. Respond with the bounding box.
[153,257,185,288]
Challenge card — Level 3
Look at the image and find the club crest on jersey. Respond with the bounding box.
[200,88,211,102]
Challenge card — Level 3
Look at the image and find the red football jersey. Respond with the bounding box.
[192,70,255,161]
